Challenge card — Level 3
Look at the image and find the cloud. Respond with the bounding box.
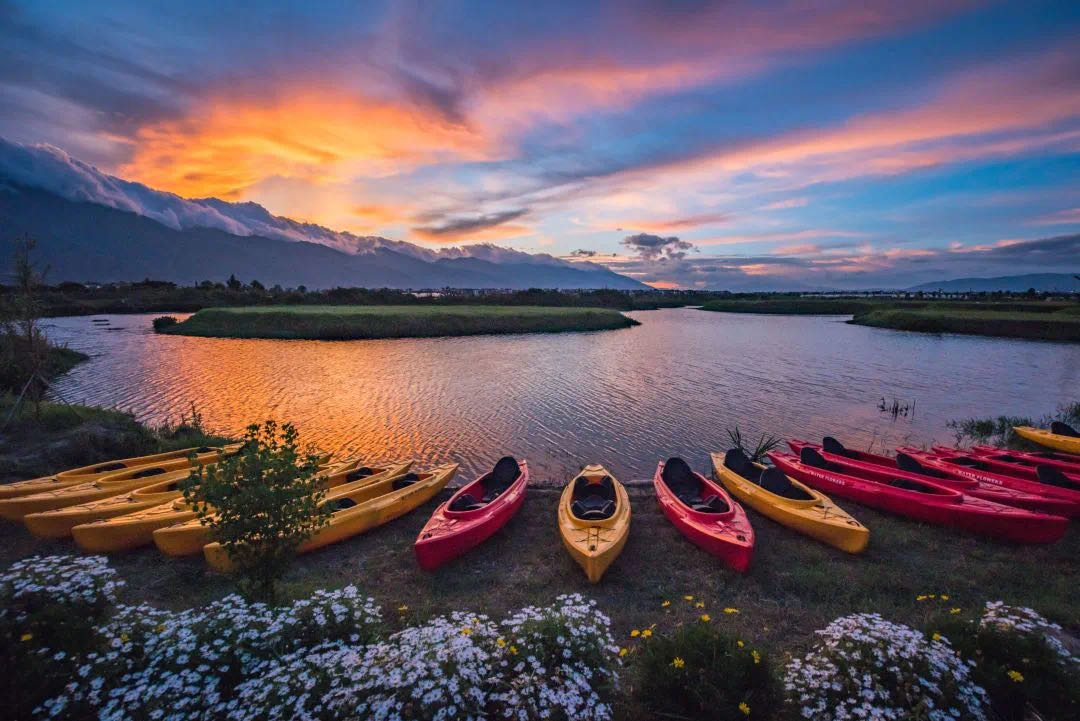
[620,233,696,261]
[569,249,598,257]
[619,212,731,232]
[1030,207,1080,226]
[411,209,531,243]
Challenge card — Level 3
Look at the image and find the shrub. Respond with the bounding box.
[784,613,988,720]
[932,603,1080,721]
[151,315,178,331]
[182,420,331,600]
[490,593,621,720]
[633,621,779,720]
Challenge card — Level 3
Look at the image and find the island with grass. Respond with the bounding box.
[156,304,640,340]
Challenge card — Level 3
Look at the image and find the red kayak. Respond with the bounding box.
[654,457,754,572]
[769,449,1067,544]
[900,447,1080,517]
[931,446,1080,486]
[969,445,1080,475]
[786,439,1077,517]
[414,456,528,570]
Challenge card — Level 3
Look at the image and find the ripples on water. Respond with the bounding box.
[44,309,1080,485]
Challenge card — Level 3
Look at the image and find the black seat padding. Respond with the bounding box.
[571,475,616,520]
[822,436,857,458]
[1051,421,1080,438]
[133,467,167,479]
[800,447,828,469]
[448,492,486,512]
[329,497,357,511]
[662,457,699,500]
[759,467,813,500]
[392,472,420,490]
[93,462,126,473]
[690,494,729,514]
[482,456,521,503]
[346,467,375,482]
[896,453,927,474]
[1037,465,1077,489]
[724,448,760,482]
[891,478,929,493]
[948,456,985,469]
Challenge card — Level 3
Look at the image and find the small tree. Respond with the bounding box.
[1,236,52,417]
[181,420,331,601]
[227,273,242,290]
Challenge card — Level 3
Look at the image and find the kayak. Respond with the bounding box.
[24,470,195,539]
[557,464,631,582]
[787,438,1078,517]
[414,457,528,571]
[1013,424,1080,455]
[0,444,239,502]
[151,461,413,556]
[654,457,754,572]
[931,445,1080,486]
[711,449,868,553]
[970,444,1080,475]
[899,447,1080,517]
[204,464,457,572]
[0,446,241,521]
[769,449,1067,544]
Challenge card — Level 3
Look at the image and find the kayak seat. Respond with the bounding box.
[449,492,487,512]
[724,448,760,482]
[132,467,167,479]
[1037,465,1078,489]
[662,457,700,499]
[995,455,1033,466]
[196,447,213,453]
[1051,421,1080,438]
[799,447,830,469]
[822,436,858,458]
[891,478,931,493]
[346,467,375,482]
[93,462,127,473]
[483,456,521,502]
[328,497,357,512]
[759,467,813,500]
[392,472,420,490]
[571,475,616,520]
[947,457,988,470]
[690,494,729,514]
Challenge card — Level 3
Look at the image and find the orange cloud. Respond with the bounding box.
[622,211,731,232]
[120,91,495,199]
[644,279,682,289]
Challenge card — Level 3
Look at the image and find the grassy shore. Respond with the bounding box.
[853,308,1080,341]
[160,304,639,340]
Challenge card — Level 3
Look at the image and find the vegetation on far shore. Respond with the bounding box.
[853,307,1080,341]
[158,304,640,340]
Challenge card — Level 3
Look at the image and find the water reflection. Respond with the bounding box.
[44,309,1080,484]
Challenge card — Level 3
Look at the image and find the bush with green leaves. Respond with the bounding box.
[633,620,779,720]
[181,420,330,600]
[930,603,1079,721]
[151,315,178,331]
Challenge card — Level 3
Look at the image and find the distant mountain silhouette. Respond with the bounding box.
[907,273,1080,293]
[0,183,647,289]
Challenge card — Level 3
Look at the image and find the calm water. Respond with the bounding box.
[44,309,1080,484]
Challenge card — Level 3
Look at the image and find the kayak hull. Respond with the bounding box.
[710,452,868,553]
[970,445,1080,475]
[770,451,1066,544]
[653,461,754,572]
[414,461,529,571]
[557,464,631,583]
[1014,426,1080,455]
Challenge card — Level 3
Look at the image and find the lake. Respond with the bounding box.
[44,309,1080,484]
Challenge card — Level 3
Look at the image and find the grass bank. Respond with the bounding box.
[160,304,639,340]
[853,308,1080,342]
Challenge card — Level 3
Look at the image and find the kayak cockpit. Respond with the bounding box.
[662,457,731,514]
[447,456,522,513]
[570,474,616,520]
[724,448,813,501]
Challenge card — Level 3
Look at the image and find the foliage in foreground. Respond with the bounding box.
[182,420,330,601]
[947,400,1080,448]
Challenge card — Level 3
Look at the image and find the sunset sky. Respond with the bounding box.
[2,0,1079,289]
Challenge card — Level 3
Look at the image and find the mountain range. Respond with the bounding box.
[0,139,645,290]
[906,273,1080,293]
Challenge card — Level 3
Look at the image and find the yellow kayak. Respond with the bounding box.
[24,470,196,539]
[152,461,413,556]
[0,444,238,501]
[0,444,242,521]
[558,464,631,583]
[1014,425,1080,455]
[711,450,868,553]
[204,464,456,572]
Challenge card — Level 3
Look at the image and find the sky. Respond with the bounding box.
[1,0,1079,289]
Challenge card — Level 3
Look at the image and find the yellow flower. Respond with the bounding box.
[916,595,928,601]
[1007,670,1024,683]
[928,594,936,599]
[641,629,652,638]
[724,607,739,614]
[695,601,705,608]
[154,624,166,633]
[700,614,711,622]
[739,701,751,716]
[752,650,761,665]
[496,638,506,648]
[461,627,472,636]
[509,645,518,655]
[684,595,694,601]
[631,629,641,637]
[20,633,32,642]
[661,600,671,607]
[950,608,962,614]
[619,647,628,657]
[940,594,950,600]
[931,633,942,642]
[737,640,745,648]
[671,657,685,669]
[397,604,409,612]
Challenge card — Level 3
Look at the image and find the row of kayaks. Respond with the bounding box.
[1,422,1078,579]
